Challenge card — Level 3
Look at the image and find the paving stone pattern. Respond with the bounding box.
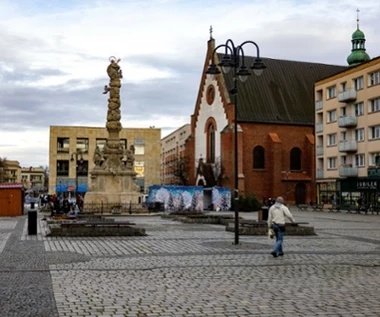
[1,209,380,316]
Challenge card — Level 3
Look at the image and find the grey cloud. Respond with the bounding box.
[0,25,46,65]
[0,65,67,82]
[0,72,198,132]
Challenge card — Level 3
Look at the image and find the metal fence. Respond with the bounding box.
[82,202,150,214]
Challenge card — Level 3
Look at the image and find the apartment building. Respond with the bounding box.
[315,56,380,206]
[160,124,191,185]
[49,126,161,195]
[0,160,21,183]
[21,166,45,191]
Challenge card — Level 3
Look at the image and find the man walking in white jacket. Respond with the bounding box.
[267,196,295,257]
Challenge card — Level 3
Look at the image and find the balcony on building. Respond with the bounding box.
[339,165,358,177]
[315,100,323,111]
[338,89,357,103]
[338,114,357,128]
[339,140,357,152]
[316,145,324,156]
[316,123,323,133]
[317,168,324,179]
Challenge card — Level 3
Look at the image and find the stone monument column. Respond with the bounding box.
[84,57,140,210]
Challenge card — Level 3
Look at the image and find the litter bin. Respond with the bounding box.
[259,206,269,221]
[28,210,37,235]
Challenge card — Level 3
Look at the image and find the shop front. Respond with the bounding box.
[337,177,380,210]
[317,181,338,205]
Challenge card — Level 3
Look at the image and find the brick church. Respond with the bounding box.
[185,36,346,205]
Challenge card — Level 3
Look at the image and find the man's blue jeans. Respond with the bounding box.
[272,223,285,255]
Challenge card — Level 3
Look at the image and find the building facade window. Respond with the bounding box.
[355,154,365,167]
[57,138,70,153]
[369,153,380,166]
[353,76,364,90]
[327,157,337,169]
[340,155,347,166]
[134,161,145,177]
[96,139,107,151]
[340,106,346,117]
[120,139,127,150]
[77,160,88,176]
[340,131,347,142]
[134,139,145,155]
[370,125,380,140]
[327,133,337,146]
[253,146,265,169]
[290,147,301,170]
[327,86,336,99]
[57,160,69,176]
[369,97,380,113]
[369,71,380,86]
[355,102,364,116]
[355,128,365,142]
[327,110,336,123]
[76,138,89,154]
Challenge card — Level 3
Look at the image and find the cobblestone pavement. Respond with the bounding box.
[1,208,380,316]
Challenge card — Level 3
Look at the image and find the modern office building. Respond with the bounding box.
[49,126,161,196]
[315,21,380,206]
[160,124,191,185]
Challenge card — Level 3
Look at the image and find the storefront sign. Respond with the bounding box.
[357,180,378,190]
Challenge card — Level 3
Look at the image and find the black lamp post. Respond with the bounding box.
[70,152,84,199]
[206,39,266,245]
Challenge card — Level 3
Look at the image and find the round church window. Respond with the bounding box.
[206,84,215,105]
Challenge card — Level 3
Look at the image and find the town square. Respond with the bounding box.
[1,0,380,316]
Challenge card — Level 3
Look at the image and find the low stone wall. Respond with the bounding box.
[162,214,234,225]
[47,223,146,237]
[226,221,316,236]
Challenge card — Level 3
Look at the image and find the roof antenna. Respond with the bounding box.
[209,25,213,40]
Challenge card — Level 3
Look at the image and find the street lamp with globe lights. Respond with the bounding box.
[206,39,266,245]
[70,152,84,200]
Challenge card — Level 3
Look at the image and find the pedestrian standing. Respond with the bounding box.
[267,196,295,257]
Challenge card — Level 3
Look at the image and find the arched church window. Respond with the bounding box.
[290,147,302,170]
[253,146,265,169]
[207,123,215,163]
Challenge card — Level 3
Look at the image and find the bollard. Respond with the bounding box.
[28,210,37,235]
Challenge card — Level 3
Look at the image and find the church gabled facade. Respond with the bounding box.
[185,37,347,205]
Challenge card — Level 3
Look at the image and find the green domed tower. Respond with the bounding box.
[347,10,370,66]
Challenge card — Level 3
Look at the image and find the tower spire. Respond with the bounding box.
[209,25,213,40]
[356,8,360,28]
[347,9,370,66]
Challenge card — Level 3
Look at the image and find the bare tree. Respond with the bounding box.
[173,156,189,185]
[211,156,226,186]
[41,165,49,191]
[0,157,7,183]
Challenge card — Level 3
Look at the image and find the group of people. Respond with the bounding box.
[48,193,84,217]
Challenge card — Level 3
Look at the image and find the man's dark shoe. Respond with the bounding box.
[271,251,278,257]
[278,252,284,256]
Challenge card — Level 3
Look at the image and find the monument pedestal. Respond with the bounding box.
[84,169,140,208]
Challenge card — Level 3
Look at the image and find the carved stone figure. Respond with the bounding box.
[106,58,122,80]
[125,145,135,169]
[93,146,103,166]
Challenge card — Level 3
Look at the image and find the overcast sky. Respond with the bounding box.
[0,0,379,168]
